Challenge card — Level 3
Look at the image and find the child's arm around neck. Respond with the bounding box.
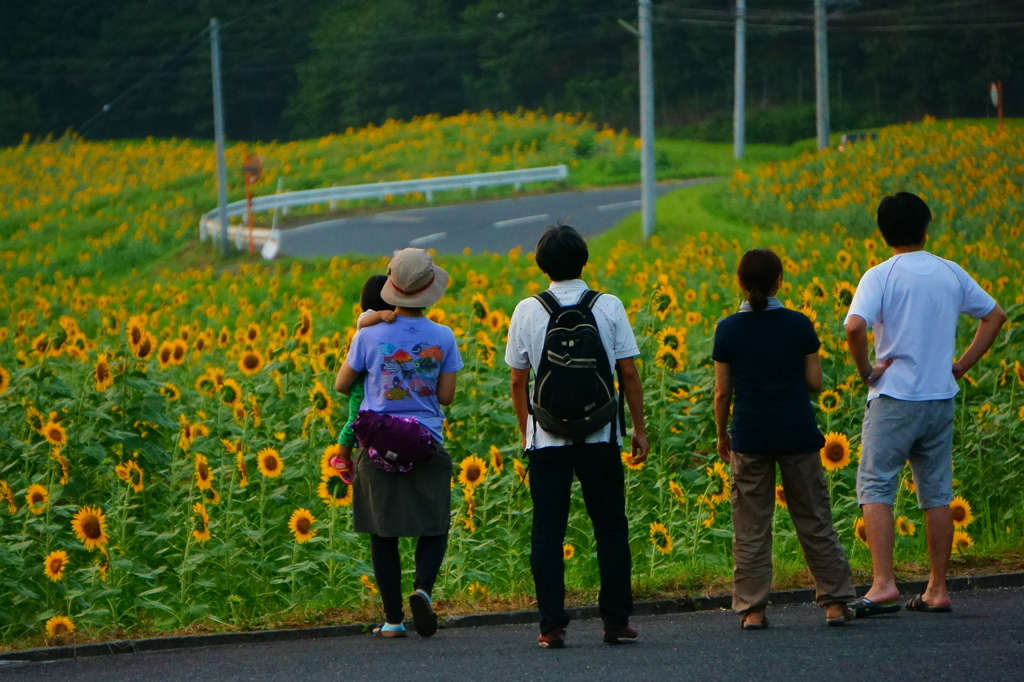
[357,310,397,329]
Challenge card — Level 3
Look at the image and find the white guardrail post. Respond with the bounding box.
[199,165,568,248]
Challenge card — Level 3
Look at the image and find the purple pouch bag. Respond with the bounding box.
[352,410,439,473]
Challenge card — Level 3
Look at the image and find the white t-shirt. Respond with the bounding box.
[845,251,996,401]
[505,279,640,448]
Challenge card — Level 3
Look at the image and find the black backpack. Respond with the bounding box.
[531,290,624,442]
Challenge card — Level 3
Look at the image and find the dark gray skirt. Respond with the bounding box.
[351,445,452,537]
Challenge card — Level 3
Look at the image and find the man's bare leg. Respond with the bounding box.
[862,502,900,603]
[921,505,953,607]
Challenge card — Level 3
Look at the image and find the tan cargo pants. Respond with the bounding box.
[730,451,855,616]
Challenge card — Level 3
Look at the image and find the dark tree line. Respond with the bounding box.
[1,0,1021,146]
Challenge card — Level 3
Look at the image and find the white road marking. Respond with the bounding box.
[373,213,425,223]
[493,214,550,229]
[597,200,641,211]
[409,232,447,247]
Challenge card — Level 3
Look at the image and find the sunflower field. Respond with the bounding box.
[1,116,1023,649]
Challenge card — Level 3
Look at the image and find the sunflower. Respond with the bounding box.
[896,515,917,537]
[93,354,113,392]
[513,458,529,487]
[650,283,677,321]
[45,615,75,638]
[952,530,974,554]
[835,250,853,269]
[649,521,673,554]
[238,349,264,376]
[157,341,174,368]
[854,517,869,546]
[295,307,313,343]
[124,460,144,493]
[318,474,353,507]
[833,281,856,306]
[458,456,487,490]
[257,448,284,478]
[361,574,379,594]
[775,484,788,509]
[126,316,145,349]
[563,543,575,561]
[26,484,49,515]
[655,345,685,373]
[194,454,213,490]
[1015,360,1024,388]
[40,419,67,447]
[470,292,490,320]
[192,502,211,543]
[218,327,231,347]
[51,450,70,485]
[818,390,841,414]
[71,505,108,551]
[321,444,342,477]
[706,461,731,506]
[669,480,685,503]
[819,432,851,471]
[485,310,507,334]
[949,496,974,528]
[133,332,156,361]
[288,508,316,543]
[236,450,249,488]
[621,451,644,471]
[248,394,262,427]
[245,323,260,343]
[171,339,187,365]
[43,549,69,582]
[655,326,686,351]
[232,402,246,424]
[309,380,333,419]
[0,363,9,395]
[217,378,241,407]
[1,480,16,514]
[161,382,181,401]
[204,487,221,505]
[684,311,703,327]
[487,445,504,475]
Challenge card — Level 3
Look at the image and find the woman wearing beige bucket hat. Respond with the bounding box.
[334,248,462,639]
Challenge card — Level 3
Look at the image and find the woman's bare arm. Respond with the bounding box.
[334,361,360,394]
[714,361,733,462]
[436,371,458,406]
[804,352,823,393]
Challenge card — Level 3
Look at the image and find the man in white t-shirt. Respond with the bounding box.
[505,225,648,649]
[844,192,1006,617]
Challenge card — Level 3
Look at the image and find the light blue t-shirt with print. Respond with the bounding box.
[345,316,463,443]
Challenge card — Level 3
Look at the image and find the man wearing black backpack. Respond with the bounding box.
[505,224,649,649]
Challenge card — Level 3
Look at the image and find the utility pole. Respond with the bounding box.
[210,17,230,258]
[733,0,746,160]
[814,0,830,151]
[638,0,656,241]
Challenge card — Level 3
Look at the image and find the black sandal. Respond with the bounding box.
[851,597,901,618]
[905,594,952,613]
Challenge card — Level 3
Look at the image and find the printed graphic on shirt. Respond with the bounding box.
[378,342,443,401]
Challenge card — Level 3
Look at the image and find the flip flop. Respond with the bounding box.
[740,614,769,630]
[851,597,902,618]
[905,594,952,613]
[826,605,856,627]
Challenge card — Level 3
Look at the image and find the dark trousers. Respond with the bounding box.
[369,533,448,625]
[529,442,633,634]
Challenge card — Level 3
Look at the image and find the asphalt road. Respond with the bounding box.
[277,179,713,257]
[5,586,1023,682]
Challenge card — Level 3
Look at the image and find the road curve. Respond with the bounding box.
[277,179,715,257]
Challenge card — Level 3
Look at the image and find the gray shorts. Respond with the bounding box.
[857,395,955,509]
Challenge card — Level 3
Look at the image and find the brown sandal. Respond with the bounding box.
[740,613,769,630]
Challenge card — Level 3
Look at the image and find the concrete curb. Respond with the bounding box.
[4,571,1023,664]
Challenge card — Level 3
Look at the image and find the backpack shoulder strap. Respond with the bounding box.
[533,290,561,315]
[578,290,603,310]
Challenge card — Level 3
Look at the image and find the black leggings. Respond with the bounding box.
[369,533,448,624]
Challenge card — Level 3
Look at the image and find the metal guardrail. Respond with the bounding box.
[199,165,569,243]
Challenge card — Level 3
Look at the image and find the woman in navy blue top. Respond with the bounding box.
[713,249,855,629]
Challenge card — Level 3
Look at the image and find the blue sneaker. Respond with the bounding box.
[409,589,438,637]
[373,622,406,638]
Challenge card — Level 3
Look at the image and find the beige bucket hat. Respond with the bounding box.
[381,248,449,308]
